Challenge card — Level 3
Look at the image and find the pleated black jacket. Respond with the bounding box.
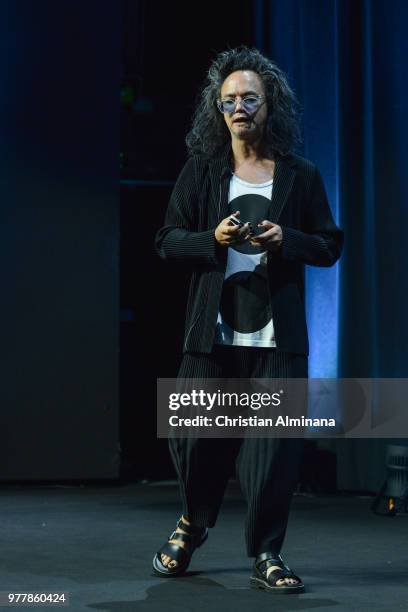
[155,145,343,356]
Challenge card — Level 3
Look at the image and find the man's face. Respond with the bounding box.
[219,70,268,142]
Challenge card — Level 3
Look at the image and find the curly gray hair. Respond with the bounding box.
[185,46,302,158]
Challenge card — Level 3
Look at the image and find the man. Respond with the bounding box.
[153,46,343,594]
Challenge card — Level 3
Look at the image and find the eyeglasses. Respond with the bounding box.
[216,95,266,114]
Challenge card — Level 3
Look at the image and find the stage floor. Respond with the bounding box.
[0,480,406,611]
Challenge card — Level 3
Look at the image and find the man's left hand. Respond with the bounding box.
[248,220,283,251]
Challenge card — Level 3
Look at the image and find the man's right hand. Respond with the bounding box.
[214,211,251,246]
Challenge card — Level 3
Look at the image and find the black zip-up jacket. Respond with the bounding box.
[155,145,344,356]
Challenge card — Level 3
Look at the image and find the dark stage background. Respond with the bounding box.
[121,0,408,491]
[0,2,119,480]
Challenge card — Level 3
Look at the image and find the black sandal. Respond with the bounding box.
[250,552,305,594]
[152,517,208,577]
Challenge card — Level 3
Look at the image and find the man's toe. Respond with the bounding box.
[161,554,178,569]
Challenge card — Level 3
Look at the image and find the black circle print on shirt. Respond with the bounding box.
[228,193,271,254]
[219,267,272,333]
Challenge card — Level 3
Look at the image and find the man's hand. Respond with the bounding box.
[215,211,251,246]
[249,220,283,251]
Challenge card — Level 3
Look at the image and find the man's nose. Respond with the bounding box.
[234,97,244,111]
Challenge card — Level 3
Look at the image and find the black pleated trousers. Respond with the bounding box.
[169,344,307,558]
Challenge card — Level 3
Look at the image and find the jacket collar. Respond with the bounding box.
[209,142,297,223]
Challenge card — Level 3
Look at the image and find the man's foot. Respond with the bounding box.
[250,552,305,593]
[160,515,191,569]
[152,516,208,577]
[265,564,299,586]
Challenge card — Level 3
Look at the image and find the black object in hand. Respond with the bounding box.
[229,215,265,237]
